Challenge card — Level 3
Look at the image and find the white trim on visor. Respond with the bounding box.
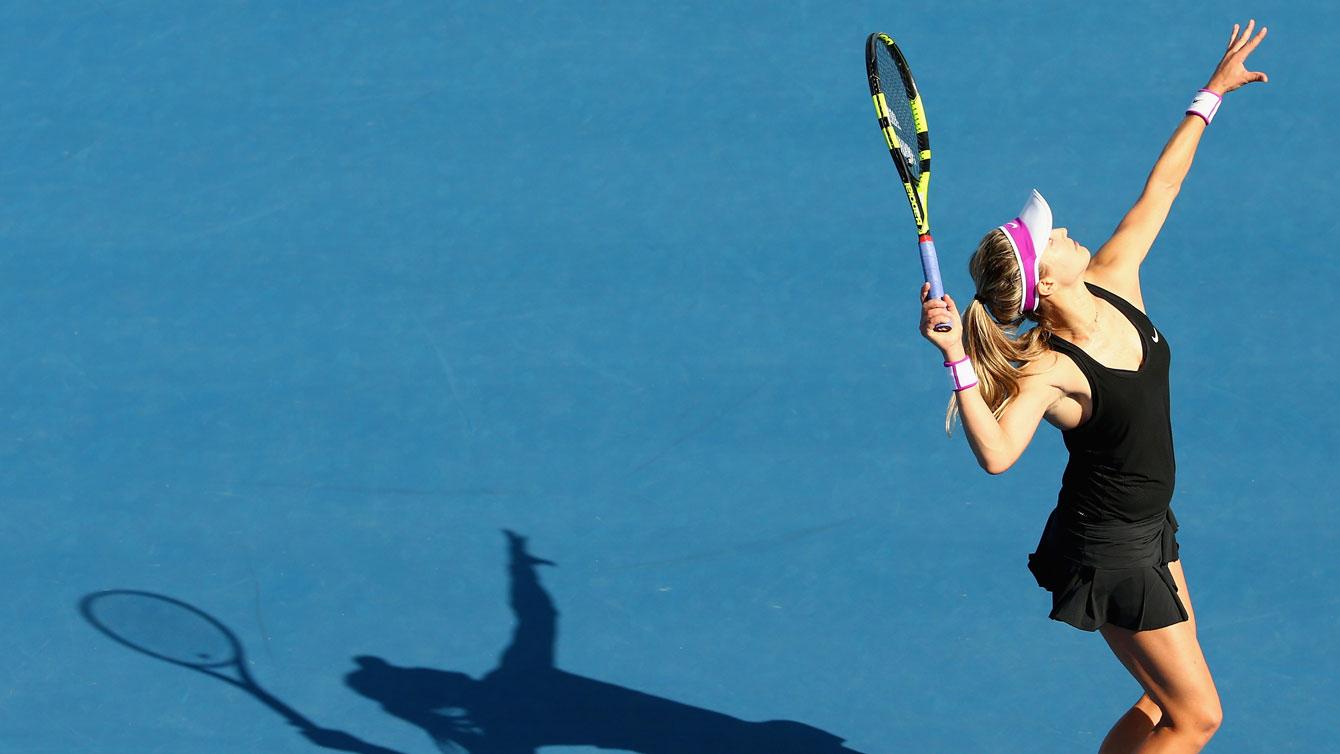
[996,190,1053,315]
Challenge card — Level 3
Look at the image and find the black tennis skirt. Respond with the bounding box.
[1027,507,1188,632]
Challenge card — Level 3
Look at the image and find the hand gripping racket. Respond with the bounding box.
[866,32,950,331]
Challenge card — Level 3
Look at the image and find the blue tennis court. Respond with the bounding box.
[3,1,1335,752]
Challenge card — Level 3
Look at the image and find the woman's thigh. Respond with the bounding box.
[1100,562,1218,722]
[1167,559,1196,627]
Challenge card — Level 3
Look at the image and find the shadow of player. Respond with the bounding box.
[306,530,866,754]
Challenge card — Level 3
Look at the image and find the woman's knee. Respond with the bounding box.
[1163,698,1222,742]
[1134,693,1162,723]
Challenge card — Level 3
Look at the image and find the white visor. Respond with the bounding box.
[997,190,1053,314]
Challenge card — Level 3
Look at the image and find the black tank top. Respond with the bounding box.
[1046,284,1175,524]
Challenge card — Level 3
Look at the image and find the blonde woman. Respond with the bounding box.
[918,21,1268,754]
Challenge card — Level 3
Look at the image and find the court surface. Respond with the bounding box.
[3,2,1336,752]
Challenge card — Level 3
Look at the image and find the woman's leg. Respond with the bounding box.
[1099,561,1221,754]
[1098,695,1161,754]
[1099,560,1200,753]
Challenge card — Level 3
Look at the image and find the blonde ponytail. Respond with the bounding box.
[945,229,1054,434]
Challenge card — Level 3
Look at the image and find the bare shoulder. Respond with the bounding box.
[1084,265,1146,313]
[1018,349,1074,388]
[1018,348,1090,405]
[1022,346,1093,431]
[992,347,1091,436]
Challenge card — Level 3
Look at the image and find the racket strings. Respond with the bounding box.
[85,592,240,667]
[873,47,921,178]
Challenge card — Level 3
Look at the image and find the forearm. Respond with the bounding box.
[955,385,1025,474]
[1145,114,1207,195]
[935,334,1023,473]
[921,290,1043,473]
[1149,20,1267,195]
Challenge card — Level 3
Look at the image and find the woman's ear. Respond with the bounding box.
[1035,275,1056,299]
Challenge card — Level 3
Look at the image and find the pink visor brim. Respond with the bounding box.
[997,190,1052,315]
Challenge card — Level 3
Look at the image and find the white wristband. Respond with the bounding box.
[1186,89,1222,125]
[945,356,978,392]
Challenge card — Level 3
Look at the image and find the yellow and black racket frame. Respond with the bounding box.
[866,32,931,236]
[866,31,947,315]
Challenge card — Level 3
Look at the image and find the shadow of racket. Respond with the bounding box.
[80,589,319,732]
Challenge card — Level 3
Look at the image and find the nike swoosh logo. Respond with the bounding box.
[1152,330,1160,343]
[1006,221,1020,229]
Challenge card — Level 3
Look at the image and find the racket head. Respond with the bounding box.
[866,32,931,234]
[80,589,243,671]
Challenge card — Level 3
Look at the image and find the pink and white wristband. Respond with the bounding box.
[1186,89,1222,125]
[945,356,978,392]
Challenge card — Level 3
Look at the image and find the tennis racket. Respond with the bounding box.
[80,589,318,732]
[865,32,950,331]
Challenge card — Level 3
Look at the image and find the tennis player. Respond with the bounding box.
[918,21,1267,754]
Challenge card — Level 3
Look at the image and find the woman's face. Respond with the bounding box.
[1040,226,1090,282]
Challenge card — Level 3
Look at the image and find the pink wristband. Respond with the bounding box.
[1186,89,1222,125]
[944,356,978,392]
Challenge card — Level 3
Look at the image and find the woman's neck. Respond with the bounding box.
[1043,284,1101,343]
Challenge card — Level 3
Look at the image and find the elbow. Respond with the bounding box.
[1145,176,1183,199]
[967,433,1023,475]
[976,445,1022,474]
[1155,181,1182,197]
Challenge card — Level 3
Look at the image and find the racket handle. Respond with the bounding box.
[919,235,951,332]
[248,683,319,731]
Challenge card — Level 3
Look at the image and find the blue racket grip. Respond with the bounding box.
[919,235,952,332]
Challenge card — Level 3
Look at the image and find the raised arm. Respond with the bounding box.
[497,530,559,672]
[1087,20,1269,306]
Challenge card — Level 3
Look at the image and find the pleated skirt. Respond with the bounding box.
[1027,507,1188,632]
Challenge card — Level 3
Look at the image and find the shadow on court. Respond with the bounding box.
[80,531,868,754]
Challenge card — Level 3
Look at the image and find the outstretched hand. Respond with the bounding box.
[504,529,557,567]
[1206,20,1268,94]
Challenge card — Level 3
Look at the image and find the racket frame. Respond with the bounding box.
[80,589,318,731]
[866,32,949,329]
[867,33,931,236]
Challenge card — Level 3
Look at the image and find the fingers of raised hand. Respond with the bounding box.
[1214,20,1268,91]
[1229,20,1256,47]
[1228,20,1266,56]
[1243,23,1268,55]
